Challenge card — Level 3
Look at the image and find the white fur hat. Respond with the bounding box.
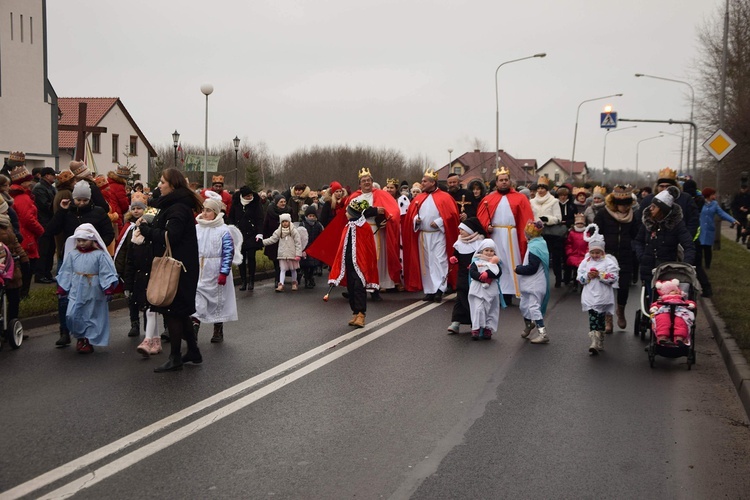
[583,223,606,251]
[279,213,292,223]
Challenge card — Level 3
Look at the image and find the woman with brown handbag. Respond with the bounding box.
[137,168,202,373]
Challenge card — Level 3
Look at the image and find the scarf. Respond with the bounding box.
[453,230,484,254]
[281,225,291,238]
[0,213,9,228]
[240,196,252,206]
[196,212,226,228]
[604,206,633,223]
[573,224,585,233]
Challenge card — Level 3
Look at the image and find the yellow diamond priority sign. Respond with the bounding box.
[703,129,736,161]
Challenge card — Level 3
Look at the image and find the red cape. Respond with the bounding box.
[200,188,233,214]
[307,189,401,284]
[476,189,534,258]
[327,218,379,289]
[402,189,459,292]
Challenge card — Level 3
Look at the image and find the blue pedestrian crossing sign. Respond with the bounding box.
[600,111,617,129]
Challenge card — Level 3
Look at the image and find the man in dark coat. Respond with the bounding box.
[730,183,750,244]
[446,173,475,220]
[227,186,264,290]
[32,167,58,283]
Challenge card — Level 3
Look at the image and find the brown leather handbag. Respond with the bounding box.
[146,232,186,307]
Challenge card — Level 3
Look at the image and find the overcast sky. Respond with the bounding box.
[47,0,719,178]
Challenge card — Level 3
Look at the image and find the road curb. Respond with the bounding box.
[701,296,750,420]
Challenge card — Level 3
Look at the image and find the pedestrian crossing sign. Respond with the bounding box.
[600,112,617,129]
[703,129,736,161]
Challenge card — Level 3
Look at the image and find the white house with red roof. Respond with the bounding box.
[437,149,538,187]
[537,158,589,184]
[0,0,58,171]
[57,97,157,182]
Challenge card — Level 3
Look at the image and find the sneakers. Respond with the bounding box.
[447,321,460,334]
[137,338,152,357]
[471,329,480,341]
[530,327,549,344]
[521,320,535,339]
[149,337,162,355]
[276,282,284,292]
[78,338,94,354]
[75,338,84,352]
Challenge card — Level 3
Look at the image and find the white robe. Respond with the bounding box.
[489,197,523,297]
[578,254,619,315]
[468,260,501,332]
[412,193,447,294]
[517,249,548,322]
[195,224,239,324]
[354,191,395,289]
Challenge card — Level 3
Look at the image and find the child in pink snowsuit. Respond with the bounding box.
[564,213,588,278]
[649,279,695,346]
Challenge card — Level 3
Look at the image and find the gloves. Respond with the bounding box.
[479,271,489,283]
[56,286,67,297]
[540,216,549,222]
[218,273,227,286]
[295,256,301,261]
[449,256,458,265]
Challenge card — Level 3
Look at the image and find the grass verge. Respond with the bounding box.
[707,236,750,360]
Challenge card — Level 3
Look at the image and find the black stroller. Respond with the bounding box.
[634,262,699,369]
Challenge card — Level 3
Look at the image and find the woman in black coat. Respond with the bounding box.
[137,168,202,373]
[632,186,695,300]
[227,187,264,290]
[263,194,290,279]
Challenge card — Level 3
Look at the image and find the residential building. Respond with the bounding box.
[438,149,538,187]
[537,158,589,185]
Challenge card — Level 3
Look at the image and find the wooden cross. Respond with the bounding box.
[58,102,107,161]
[456,194,472,213]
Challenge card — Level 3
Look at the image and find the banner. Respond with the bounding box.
[184,154,220,172]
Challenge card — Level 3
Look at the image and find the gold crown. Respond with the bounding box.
[211,175,224,184]
[494,165,510,177]
[424,168,438,180]
[358,167,372,179]
[8,151,25,163]
[657,167,677,181]
[537,175,550,187]
[386,177,399,186]
[574,213,586,223]
[593,186,607,196]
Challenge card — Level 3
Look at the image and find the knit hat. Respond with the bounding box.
[115,165,131,178]
[584,223,606,251]
[474,238,497,256]
[273,194,285,206]
[653,186,680,213]
[279,213,292,223]
[10,165,32,184]
[682,179,698,196]
[72,180,92,200]
[524,219,544,239]
[459,217,484,236]
[305,205,318,217]
[69,160,91,179]
[130,192,148,209]
[239,186,252,197]
[329,181,343,192]
[655,278,684,298]
[56,170,75,186]
[0,199,7,214]
[203,190,225,214]
[701,187,716,199]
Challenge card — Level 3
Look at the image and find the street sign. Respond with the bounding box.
[703,129,736,161]
[600,111,617,129]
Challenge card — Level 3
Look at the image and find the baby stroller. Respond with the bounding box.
[0,242,23,350]
[634,262,699,369]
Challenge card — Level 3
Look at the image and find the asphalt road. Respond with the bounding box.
[1,278,749,499]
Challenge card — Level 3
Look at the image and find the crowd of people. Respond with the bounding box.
[1,149,748,365]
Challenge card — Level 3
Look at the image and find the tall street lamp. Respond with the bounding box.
[636,134,664,185]
[172,130,180,167]
[495,53,546,171]
[570,93,623,181]
[448,148,453,173]
[602,125,637,171]
[233,136,241,189]
[200,83,214,189]
[658,130,685,171]
[635,73,695,174]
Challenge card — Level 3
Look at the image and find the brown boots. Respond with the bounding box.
[348,312,365,328]
[605,314,613,334]
[616,304,627,329]
[211,323,224,343]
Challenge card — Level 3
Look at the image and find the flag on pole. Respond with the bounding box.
[243,150,250,159]
[84,137,98,174]
[178,143,185,165]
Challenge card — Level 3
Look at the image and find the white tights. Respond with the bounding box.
[144,309,159,339]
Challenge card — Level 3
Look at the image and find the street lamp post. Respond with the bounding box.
[200,84,214,189]
[233,136,240,190]
[635,73,695,174]
[636,135,664,185]
[448,148,453,173]
[602,125,637,171]
[658,130,686,171]
[172,130,180,168]
[571,93,623,181]
[495,53,546,171]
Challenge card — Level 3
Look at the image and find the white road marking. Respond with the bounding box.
[0,297,441,500]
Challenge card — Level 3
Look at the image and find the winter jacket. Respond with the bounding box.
[123,230,153,309]
[44,201,115,256]
[0,223,28,289]
[9,184,45,259]
[530,192,562,225]
[640,190,699,238]
[262,205,290,261]
[138,188,200,317]
[31,178,57,225]
[564,230,588,268]
[227,191,264,251]
[106,172,131,216]
[632,203,695,281]
[558,198,575,228]
[262,225,302,260]
[730,190,750,223]
[594,199,638,274]
[698,200,737,246]
[299,218,324,268]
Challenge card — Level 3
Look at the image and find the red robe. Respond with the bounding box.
[402,189,459,292]
[307,189,401,285]
[476,189,535,259]
[327,217,379,289]
[200,188,233,214]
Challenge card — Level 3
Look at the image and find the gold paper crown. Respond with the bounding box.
[424,168,438,180]
[386,177,399,187]
[211,175,224,184]
[593,186,607,196]
[657,167,677,181]
[574,213,586,223]
[8,151,25,163]
[537,175,550,187]
[524,219,544,238]
[494,165,510,177]
[358,167,372,179]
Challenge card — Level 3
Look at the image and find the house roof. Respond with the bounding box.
[541,158,587,175]
[438,150,538,184]
[58,97,157,157]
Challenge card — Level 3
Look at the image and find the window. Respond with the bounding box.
[451,165,463,175]
[554,172,560,183]
[112,135,119,163]
[92,133,100,153]
[129,136,138,156]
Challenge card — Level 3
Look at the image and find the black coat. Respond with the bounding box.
[227,191,264,251]
[32,178,57,225]
[138,188,199,317]
[640,190,699,237]
[44,202,115,251]
[558,198,576,228]
[123,233,153,309]
[263,205,289,262]
[632,203,695,281]
[594,206,638,274]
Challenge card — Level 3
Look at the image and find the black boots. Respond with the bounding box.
[182,348,203,364]
[128,320,140,337]
[55,329,71,347]
[239,281,247,291]
[192,319,200,341]
[211,323,224,343]
[154,354,183,372]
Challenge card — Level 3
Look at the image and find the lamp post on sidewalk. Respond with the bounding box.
[636,135,664,185]
[495,53,546,171]
[233,136,240,190]
[571,93,623,181]
[172,130,180,167]
[200,84,214,189]
[602,125,637,171]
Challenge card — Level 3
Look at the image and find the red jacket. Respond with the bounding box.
[10,184,45,259]
[107,173,131,215]
[565,229,588,268]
